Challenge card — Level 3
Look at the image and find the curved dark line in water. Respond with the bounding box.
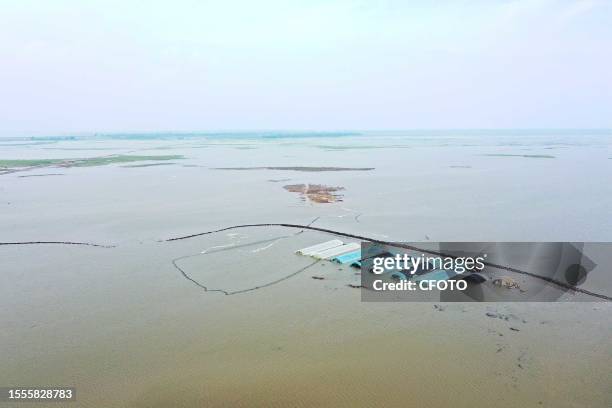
[172,255,320,296]
[0,241,115,248]
[171,233,320,295]
[166,224,612,301]
[166,223,384,243]
[228,260,321,295]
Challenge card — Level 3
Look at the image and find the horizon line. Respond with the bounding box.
[2,128,612,138]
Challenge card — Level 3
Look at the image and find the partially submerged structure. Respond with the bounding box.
[296,240,362,267]
[296,240,464,281]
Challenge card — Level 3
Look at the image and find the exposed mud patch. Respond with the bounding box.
[283,184,344,203]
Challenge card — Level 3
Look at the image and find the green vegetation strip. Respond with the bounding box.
[0,155,184,169]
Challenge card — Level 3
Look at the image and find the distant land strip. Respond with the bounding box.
[213,166,374,171]
[0,241,115,248]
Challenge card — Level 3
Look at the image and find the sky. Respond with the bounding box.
[0,0,611,134]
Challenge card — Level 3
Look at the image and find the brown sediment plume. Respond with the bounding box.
[283,184,344,203]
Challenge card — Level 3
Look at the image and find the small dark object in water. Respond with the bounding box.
[509,327,520,332]
[312,276,325,280]
[433,304,446,311]
[347,284,364,288]
[486,312,499,318]
[492,276,521,289]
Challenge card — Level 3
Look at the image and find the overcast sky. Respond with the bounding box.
[1,0,610,134]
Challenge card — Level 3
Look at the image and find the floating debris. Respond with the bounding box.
[311,276,325,280]
[485,311,524,322]
[492,276,521,289]
[284,184,344,203]
[433,304,446,311]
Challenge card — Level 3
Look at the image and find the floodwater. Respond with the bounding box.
[1,131,611,407]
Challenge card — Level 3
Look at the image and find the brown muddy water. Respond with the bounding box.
[1,132,611,407]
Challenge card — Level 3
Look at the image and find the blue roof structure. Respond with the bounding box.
[333,250,361,264]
